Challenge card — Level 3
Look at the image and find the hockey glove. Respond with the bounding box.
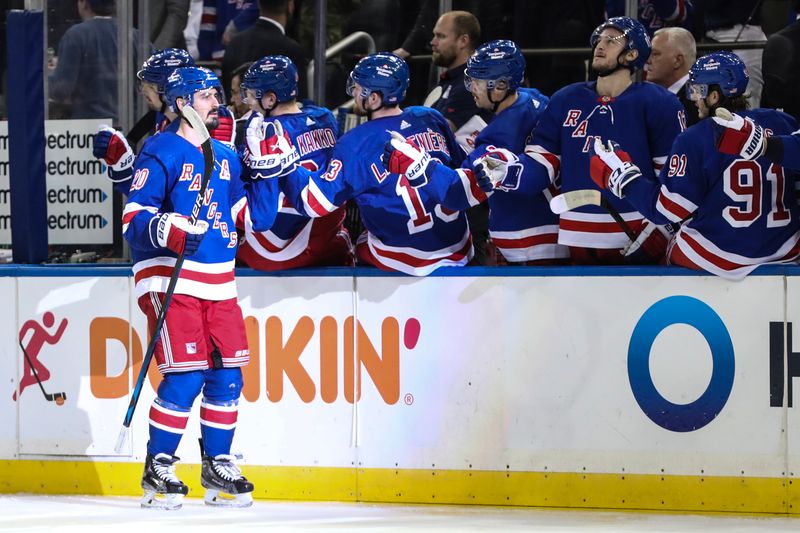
[149,213,210,256]
[474,147,523,193]
[382,131,438,188]
[210,105,236,149]
[93,126,134,183]
[712,108,766,160]
[244,114,299,179]
[590,138,642,199]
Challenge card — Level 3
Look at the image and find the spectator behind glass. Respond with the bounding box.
[703,0,767,109]
[48,0,138,123]
[146,0,190,50]
[221,0,307,102]
[646,27,699,126]
[761,0,800,121]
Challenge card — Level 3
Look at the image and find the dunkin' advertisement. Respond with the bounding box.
[2,270,799,482]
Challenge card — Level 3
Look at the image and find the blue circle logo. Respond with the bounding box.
[628,296,735,432]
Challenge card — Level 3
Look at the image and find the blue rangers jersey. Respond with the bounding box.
[624,109,800,280]
[523,81,684,250]
[467,88,568,262]
[284,106,472,276]
[238,105,347,267]
[123,133,278,300]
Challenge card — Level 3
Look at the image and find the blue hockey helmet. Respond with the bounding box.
[241,55,299,104]
[687,51,749,99]
[164,67,223,112]
[464,40,525,91]
[590,16,651,70]
[137,48,196,93]
[346,53,409,105]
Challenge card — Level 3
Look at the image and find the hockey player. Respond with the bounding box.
[589,52,800,279]
[521,16,685,264]
[261,52,473,275]
[235,55,353,270]
[122,67,280,509]
[94,48,236,195]
[384,40,569,265]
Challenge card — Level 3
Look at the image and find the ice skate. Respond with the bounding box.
[140,452,189,510]
[200,452,254,507]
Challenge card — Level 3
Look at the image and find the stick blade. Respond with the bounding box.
[714,107,733,121]
[114,426,131,454]
[550,189,602,214]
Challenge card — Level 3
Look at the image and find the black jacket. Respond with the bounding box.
[222,18,308,102]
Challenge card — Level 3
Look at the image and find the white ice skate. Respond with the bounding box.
[140,452,188,510]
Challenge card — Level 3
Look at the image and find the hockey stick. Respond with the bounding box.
[114,104,214,454]
[17,339,66,405]
[549,188,638,241]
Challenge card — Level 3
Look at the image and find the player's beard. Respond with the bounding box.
[205,114,219,130]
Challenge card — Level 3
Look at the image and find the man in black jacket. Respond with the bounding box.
[222,0,307,102]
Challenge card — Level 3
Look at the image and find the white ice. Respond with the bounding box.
[0,495,798,532]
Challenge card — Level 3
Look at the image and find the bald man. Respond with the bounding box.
[646,27,699,126]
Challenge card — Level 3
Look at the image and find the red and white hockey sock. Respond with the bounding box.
[200,398,239,457]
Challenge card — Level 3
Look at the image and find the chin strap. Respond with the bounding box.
[487,88,516,113]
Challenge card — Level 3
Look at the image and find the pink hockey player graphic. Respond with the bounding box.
[14,311,68,403]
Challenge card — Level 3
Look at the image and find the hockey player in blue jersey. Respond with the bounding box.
[123,67,280,509]
[590,52,800,279]
[235,55,353,270]
[257,52,473,275]
[518,16,685,264]
[94,48,237,196]
[383,40,569,265]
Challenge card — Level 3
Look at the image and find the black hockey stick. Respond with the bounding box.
[17,339,66,405]
[126,109,158,146]
[114,104,214,454]
[550,189,638,241]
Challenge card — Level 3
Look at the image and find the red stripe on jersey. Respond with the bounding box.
[372,237,473,268]
[492,232,559,249]
[252,231,285,253]
[657,191,692,220]
[559,218,644,234]
[149,405,189,431]
[539,151,561,173]
[307,188,333,217]
[200,405,238,425]
[122,210,144,226]
[134,265,235,285]
[681,232,745,272]
[463,169,488,203]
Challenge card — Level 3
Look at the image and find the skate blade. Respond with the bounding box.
[141,490,184,510]
[204,489,253,508]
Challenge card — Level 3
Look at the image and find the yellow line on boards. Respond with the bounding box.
[0,460,796,515]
